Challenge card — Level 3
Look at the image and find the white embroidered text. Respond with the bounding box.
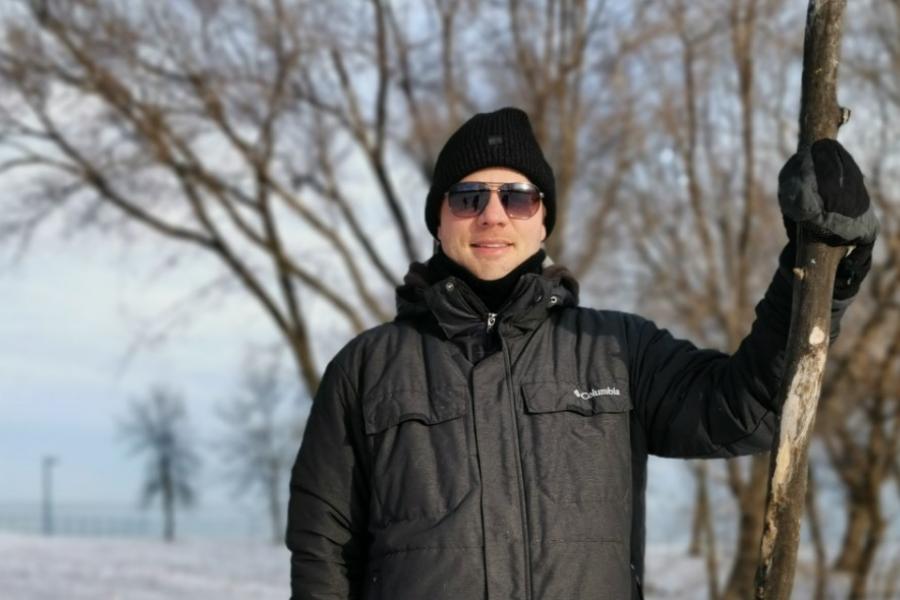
[573,387,621,400]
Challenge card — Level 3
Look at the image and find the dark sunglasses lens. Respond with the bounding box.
[501,187,541,219]
[447,187,488,217]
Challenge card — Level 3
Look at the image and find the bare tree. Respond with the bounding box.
[217,347,302,544]
[0,1,652,396]
[614,1,795,596]
[118,385,200,542]
[0,0,420,396]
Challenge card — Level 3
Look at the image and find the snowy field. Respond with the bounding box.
[0,533,288,600]
[0,533,887,599]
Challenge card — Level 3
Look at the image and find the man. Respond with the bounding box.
[287,107,877,599]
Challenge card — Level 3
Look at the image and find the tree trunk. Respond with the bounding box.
[834,496,869,572]
[848,508,884,599]
[161,455,176,543]
[689,462,708,557]
[269,461,284,545]
[164,491,176,543]
[806,464,828,600]
[724,455,769,600]
[690,461,721,599]
[702,482,721,600]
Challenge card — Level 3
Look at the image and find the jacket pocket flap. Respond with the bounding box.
[364,387,468,435]
[522,381,632,415]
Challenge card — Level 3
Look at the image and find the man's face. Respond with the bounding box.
[437,167,547,281]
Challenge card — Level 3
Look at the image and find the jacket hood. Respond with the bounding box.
[395,257,580,339]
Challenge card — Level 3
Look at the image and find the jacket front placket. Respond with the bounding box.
[471,342,531,600]
[426,277,555,600]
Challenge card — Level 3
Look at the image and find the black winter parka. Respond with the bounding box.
[287,260,849,600]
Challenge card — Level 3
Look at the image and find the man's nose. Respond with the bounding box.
[477,191,508,226]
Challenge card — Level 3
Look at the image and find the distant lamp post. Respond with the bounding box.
[42,455,57,536]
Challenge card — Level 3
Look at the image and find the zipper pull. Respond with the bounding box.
[486,312,497,332]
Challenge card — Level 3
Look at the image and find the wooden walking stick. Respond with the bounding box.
[754,1,850,598]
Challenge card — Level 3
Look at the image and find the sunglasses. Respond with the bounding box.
[445,181,543,219]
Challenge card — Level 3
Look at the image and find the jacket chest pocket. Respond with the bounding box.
[363,387,473,526]
[521,381,633,510]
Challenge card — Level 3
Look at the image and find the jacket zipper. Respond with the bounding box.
[500,334,534,600]
[486,312,497,332]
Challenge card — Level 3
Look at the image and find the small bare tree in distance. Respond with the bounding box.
[216,348,302,544]
[118,385,200,542]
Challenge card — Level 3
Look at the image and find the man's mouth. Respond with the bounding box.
[471,241,512,248]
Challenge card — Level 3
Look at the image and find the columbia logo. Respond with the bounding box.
[573,387,620,400]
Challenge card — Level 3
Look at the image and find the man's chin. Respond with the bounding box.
[467,261,515,281]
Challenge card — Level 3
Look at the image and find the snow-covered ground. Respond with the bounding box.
[0,533,288,600]
[0,533,883,599]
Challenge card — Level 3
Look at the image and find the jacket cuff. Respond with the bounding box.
[765,244,850,341]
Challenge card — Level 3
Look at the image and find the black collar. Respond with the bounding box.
[427,248,546,313]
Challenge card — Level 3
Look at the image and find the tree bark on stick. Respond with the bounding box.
[753,1,850,598]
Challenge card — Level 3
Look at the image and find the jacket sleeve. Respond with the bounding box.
[287,358,370,599]
[626,261,854,459]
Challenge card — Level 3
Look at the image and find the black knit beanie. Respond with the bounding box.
[425,107,556,238]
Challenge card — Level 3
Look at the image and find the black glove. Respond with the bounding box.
[778,139,879,299]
